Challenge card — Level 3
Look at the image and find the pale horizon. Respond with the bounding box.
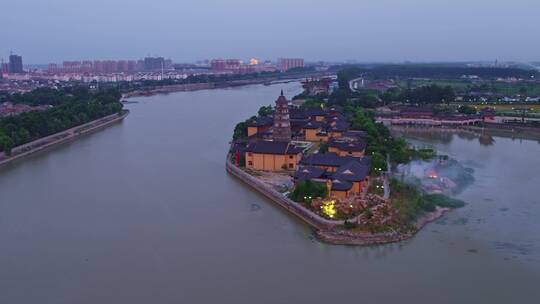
[2,0,540,64]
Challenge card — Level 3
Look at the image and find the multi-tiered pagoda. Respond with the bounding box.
[272,90,292,141]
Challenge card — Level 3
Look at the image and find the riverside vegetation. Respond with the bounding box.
[0,87,123,155]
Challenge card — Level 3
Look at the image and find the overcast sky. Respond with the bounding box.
[2,0,539,64]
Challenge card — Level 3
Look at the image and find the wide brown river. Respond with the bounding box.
[1,82,539,303]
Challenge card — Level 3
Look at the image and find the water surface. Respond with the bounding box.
[1,83,539,303]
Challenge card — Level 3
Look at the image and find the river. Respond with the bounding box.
[1,82,539,303]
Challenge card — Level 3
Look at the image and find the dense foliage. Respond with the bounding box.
[348,107,437,171]
[333,65,539,81]
[327,64,540,107]
[257,105,273,117]
[0,87,123,154]
[399,85,455,104]
[299,99,325,110]
[232,116,256,140]
[288,180,327,206]
[390,179,465,223]
[457,105,478,114]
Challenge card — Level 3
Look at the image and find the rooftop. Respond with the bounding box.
[331,157,371,182]
[246,140,303,155]
[328,137,367,152]
[293,166,327,180]
[301,152,360,167]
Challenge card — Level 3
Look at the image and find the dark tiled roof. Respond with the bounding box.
[305,108,326,117]
[291,120,308,132]
[328,121,349,132]
[294,166,326,180]
[302,120,325,129]
[246,141,303,155]
[247,116,273,127]
[434,114,481,120]
[332,158,370,182]
[342,130,367,138]
[301,152,359,167]
[328,138,367,152]
[289,108,310,120]
[331,179,353,191]
[394,106,434,114]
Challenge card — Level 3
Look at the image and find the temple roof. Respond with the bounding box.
[246,140,302,155]
[328,137,367,152]
[331,157,371,182]
[293,166,326,180]
[331,179,353,191]
[301,152,359,167]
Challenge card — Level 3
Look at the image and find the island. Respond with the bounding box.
[227,83,465,245]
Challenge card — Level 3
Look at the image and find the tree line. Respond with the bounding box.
[0,87,123,155]
[333,64,539,80]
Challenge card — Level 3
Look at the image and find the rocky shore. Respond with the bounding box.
[0,110,129,167]
[316,207,450,246]
[226,158,451,246]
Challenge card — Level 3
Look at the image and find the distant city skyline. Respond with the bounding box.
[2,0,540,64]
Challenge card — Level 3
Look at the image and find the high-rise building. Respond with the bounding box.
[144,57,165,71]
[164,59,173,70]
[9,54,24,73]
[278,58,304,72]
[63,61,82,73]
[210,58,253,73]
[102,60,118,73]
[93,60,104,73]
[81,60,93,73]
[1,61,9,74]
[47,63,59,73]
[117,60,128,72]
[210,59,226,71]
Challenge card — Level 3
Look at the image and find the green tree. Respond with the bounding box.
[0,135,14,156]
[257,105,273,117]
[288,180,327,206]
[458,105,477,115]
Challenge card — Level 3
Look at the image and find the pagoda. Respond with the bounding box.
[272,90,292,141]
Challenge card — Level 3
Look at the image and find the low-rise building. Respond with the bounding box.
[247,116,273,137]
[245,141,303,171]
[329,159,370,198]
[301,120,326,141]
[327,137,367,157]
[295,155,371,198]
[301,152,360,172]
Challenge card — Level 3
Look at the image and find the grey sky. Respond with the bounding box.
[2,0,539,64]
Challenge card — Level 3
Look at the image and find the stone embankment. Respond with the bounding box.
[0,110,129,167]
[226,159,338,230]
[226,158,448,246]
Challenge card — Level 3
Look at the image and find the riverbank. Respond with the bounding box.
[123,71,333,98]
[464,123,540,138]
[226,157,449,246]
[389,124,540,143]
[316,207,450,245]
[0,110,129,167]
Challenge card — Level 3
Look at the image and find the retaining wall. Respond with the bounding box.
[226,159,341,230]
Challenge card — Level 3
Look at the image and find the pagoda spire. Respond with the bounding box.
[272,91,291,141]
